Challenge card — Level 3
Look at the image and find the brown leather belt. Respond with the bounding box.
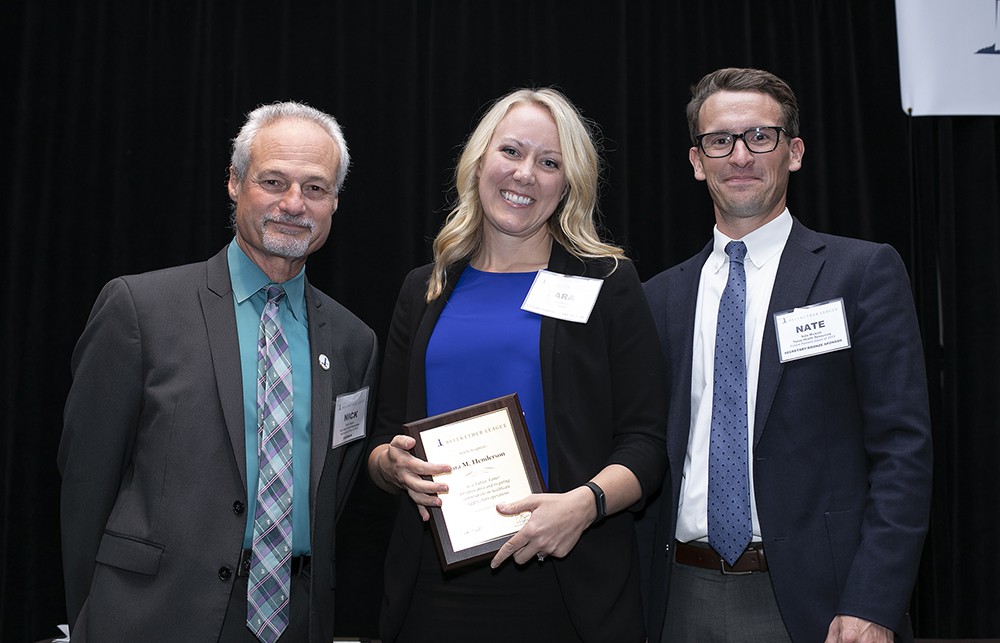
[675,540,768,574]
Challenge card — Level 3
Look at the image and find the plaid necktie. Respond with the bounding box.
[248,285,294,643]
[708,241,753,566]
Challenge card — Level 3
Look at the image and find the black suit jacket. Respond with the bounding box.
[638,219,932,642]
[59,246,378,642]
[371,242,668,642]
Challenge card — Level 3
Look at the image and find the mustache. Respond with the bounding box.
[262,213,315,231]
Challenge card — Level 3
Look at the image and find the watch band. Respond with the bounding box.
[584,481,607,522]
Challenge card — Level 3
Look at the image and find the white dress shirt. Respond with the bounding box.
[675,209,793,544]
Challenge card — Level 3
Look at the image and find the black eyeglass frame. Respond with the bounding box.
[693,126,790,158]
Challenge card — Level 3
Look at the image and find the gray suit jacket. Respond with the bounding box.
[59,246,378,642]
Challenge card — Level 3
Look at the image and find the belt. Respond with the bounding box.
[237,548,311,578]
[674,540,768,574]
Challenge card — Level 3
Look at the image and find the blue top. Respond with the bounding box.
[228,239,313,555]
[425,266,548,482]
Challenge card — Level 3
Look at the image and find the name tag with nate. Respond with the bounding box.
[521,270,603,323]
[332,386,369,448]
[774,298,851,363]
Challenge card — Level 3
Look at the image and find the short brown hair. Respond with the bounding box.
[686,68,800,143]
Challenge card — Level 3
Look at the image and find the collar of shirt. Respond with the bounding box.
[227,238,308,323]
[708,208,793,275]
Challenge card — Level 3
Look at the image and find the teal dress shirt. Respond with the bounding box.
[228,239,313,555]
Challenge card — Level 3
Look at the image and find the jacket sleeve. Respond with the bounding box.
[600,260,669,505]
[57,278,144,627]
[369,267,427,452]
[835,244,933,628]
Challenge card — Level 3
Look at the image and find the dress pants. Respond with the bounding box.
[662,556,791,643]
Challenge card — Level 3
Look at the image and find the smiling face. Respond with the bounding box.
[689,90,804,238]
[476,103,567,250]
[228,117,341,282]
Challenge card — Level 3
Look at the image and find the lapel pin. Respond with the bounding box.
[318,354,330,371]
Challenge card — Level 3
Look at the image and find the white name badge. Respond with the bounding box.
[332,386,369,448]
[774,298,851,363]
[520,269,603,324]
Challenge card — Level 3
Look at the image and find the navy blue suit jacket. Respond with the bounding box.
[638,218,932,642]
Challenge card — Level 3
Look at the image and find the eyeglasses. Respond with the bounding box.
[694,126,788,158]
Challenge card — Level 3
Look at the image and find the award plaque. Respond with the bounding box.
[404,393,546,570]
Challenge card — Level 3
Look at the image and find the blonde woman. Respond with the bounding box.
[368,88,667,643]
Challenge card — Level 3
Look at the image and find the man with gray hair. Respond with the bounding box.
[59,102,378,642]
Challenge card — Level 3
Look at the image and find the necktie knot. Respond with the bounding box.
[266,285,286,305]
[725,240,747,265]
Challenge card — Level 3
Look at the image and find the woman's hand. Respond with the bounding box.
[489,486,596,568]
[488,464,643,567]
[369,435,452,521]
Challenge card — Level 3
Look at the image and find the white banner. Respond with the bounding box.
[896,0,1000,115]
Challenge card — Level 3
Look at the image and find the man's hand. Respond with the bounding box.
[369,435,451,521]
[825,615,894,643]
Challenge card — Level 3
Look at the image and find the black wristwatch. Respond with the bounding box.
[584,481,607,522]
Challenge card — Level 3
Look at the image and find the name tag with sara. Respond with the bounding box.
[521,270,603,323]
[774,298,851,363]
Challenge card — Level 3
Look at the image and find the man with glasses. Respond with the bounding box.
[638,68,932,642]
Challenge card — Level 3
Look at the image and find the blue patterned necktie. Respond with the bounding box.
[708,241,752,567]
[248,285,294,643]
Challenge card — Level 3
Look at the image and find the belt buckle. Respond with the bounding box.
[719,557,752,576]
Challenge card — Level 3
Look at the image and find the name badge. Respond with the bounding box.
[520,269,603,323]
[774,298,851,363]
[332,386,369,448]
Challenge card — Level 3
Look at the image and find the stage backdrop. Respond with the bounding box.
[896,0,1000,115]
[3,0,999,640]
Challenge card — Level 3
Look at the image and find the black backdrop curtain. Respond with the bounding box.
[3,1,998,640]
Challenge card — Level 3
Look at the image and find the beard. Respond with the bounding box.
[260,213,315,259]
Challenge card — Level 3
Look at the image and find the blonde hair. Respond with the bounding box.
[426,88,624,301]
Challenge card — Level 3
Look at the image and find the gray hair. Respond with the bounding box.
[230,101,350,192]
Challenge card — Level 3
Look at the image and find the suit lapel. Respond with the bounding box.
[201,248,248,491]
[407,263,462,419]
[306,282,338,501]
[753,219,826,446]
[535,244,585,485]
[539,245,580,392]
